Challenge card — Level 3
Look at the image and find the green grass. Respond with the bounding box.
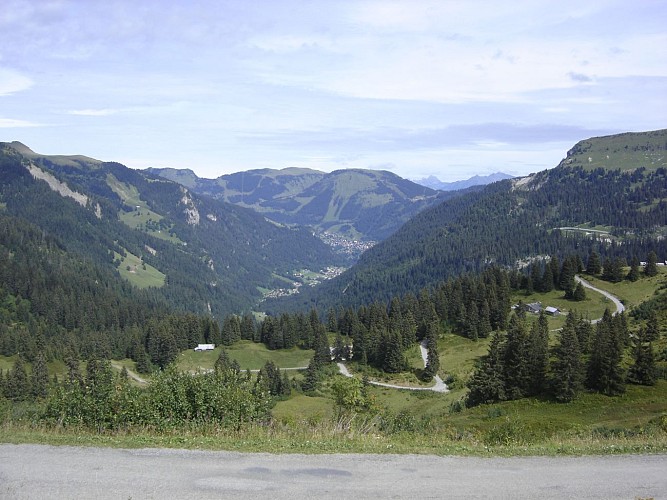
[447,381,667,438]
[562,129,667,172]
[1,356,76,381]
[176,341,313,372]
[107,173,182,244]
[115,250,165,289]
[272,394,334,423]
[0,355,15,373]
[438,333,491,389]
[0,403,667,456]
[110,359,148,386]
[582,267,667,310]
[513,287,612,330]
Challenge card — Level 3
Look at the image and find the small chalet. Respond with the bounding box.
[194,343,215,351]
[545,306,561,316]
[524,302,542,314]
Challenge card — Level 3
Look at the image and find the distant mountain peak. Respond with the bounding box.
[415,172,514,191]
[7,141,35,154]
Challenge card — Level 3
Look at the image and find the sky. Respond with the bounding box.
[1,1,666,182]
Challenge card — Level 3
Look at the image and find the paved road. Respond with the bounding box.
[575,275,626,321]
[1,445,665,499]
[336,341,448,393]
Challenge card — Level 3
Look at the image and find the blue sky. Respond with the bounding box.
[1,0,665,181]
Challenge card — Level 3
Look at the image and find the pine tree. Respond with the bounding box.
[559,258,576,298]
[215,348,240,374]
[421,321,440,380]
[326,307,338,333]
[312,323,331,366]
[550,319,583,402]
[478,300,493,339]
[135,348,152,374]
[601,257,614,282]
[528,263,540,294]
[400,310,417,350]
[626,327,657,386]
[540,262,554,293]
[587,249,602,275]
[65,352,83,386]
[382,329,406,373]
[644,251,659,277]
[221,315,241,346]
[332,333,346,362]
[31,352,50,399]
[240,314,256,341]
[549,255,561,290]
[574,313,593,354]
[5,354,30,401]
[586,309,625,396]
[526,312,549,396]
[645,311,660,342]
[466,331,506,407]
[572,281,587,301]
[503,314,530,400]
[301,357,320,393]
[626,256,640,282]
[463,303,479,341]
[257,361,283,396]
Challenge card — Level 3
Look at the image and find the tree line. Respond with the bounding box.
[466,307,661,406]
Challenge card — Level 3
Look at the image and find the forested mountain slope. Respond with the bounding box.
[149,167,442,242]
[269,129,667,311]
[0,142,339,317]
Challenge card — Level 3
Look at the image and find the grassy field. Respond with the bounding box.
[562,129,667,172]
[176,341,313,372]
[114,250,165,289]
[582,269,667,309]
[107,173,182,244]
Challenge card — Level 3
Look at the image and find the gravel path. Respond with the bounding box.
[1,444,665,499]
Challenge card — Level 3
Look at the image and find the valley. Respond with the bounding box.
[1,130,667,458]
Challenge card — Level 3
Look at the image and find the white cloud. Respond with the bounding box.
[0,68,33,96]
[68,108,119,116]
[0,118,40,128]
[0,1,664,181]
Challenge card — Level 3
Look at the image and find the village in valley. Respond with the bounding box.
[261,266,347,300]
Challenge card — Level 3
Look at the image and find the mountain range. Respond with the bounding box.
[267,129,667,312]
[414,172,514,191]
[0,142,340,318]
[147,167,447,243]
[2,129,666,320]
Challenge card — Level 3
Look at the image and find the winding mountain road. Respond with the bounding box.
[575,275,625,321]
[337,340,448,393]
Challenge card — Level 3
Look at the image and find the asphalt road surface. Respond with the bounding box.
[1,444,665,499]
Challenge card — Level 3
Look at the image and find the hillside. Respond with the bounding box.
[269,129,667,311]
[557,129,667,171]
[149,167,443,242]
[0,142,340,318]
